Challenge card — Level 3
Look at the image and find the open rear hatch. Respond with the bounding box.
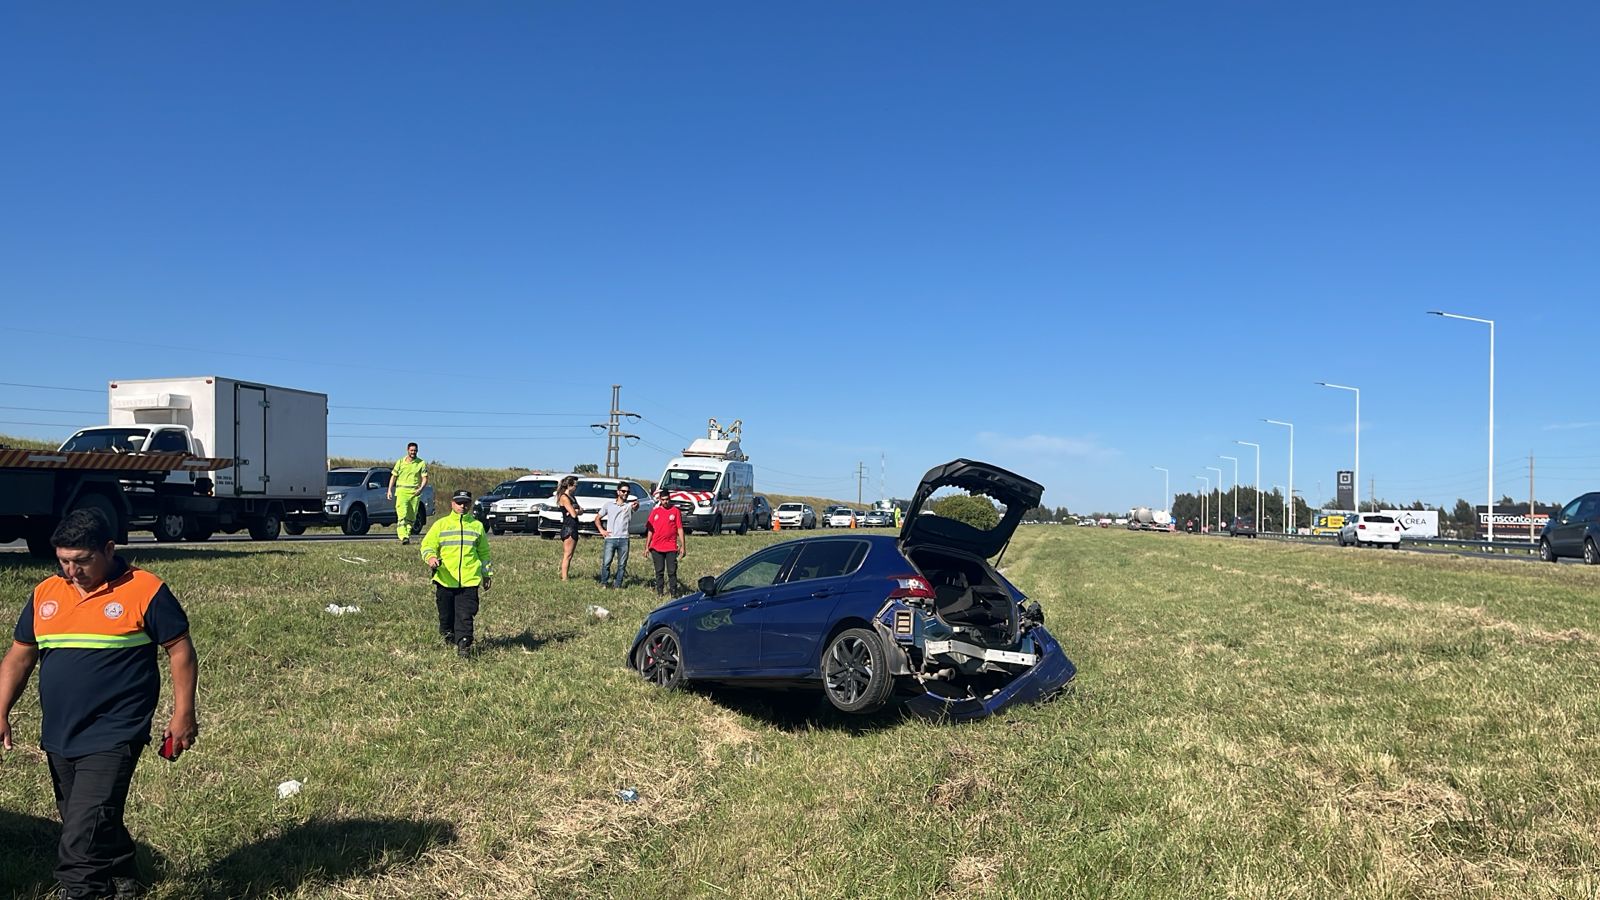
[895,460,1049,700]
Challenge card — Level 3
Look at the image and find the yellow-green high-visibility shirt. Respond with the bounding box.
[393,456,428,490]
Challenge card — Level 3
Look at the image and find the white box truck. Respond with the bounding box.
[55,376,328,542]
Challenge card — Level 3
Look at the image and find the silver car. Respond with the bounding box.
[317,466,435,536]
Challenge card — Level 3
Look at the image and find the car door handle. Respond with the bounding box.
[810,589,835,599]
[743,599,765,608]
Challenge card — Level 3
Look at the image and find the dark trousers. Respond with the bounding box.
[650,549,681,594]
[47,743,142,898]
[436,584,481,646]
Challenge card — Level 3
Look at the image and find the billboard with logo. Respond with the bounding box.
[1378,509,1439,539]
[1335,470,1354,510]
[1474,505,1558,540]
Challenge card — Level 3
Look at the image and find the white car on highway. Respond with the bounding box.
[826,508,860,528]
[1338,513,1402,548]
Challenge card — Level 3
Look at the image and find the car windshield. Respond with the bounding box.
[326,471,367,488]
[778,504,803,512]
[577,481,630,499]
[661,469,720,492]
[60,428,150,453]
[507,479,558,499]
[488,482,515,496]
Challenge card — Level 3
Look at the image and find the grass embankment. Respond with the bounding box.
[2,529,1595,898]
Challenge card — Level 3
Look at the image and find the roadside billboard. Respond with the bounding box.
[1379,509,1439,539]
[1335,470,1354,510]
[1474,505,1558,540]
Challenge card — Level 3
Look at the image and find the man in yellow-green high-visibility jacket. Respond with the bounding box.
[387,442,429,544]
[421,490,492,658]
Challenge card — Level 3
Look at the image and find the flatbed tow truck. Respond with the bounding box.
[0,445,236,558]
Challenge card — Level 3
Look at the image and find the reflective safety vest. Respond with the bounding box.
[393,456,428,490]
[420,513,491,588]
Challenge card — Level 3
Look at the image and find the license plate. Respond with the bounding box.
[505,516,518,522]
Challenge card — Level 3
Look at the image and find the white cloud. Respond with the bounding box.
[1543,421,1600,432]
[975,431,1120,461]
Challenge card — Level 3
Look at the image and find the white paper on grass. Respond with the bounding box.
[277,780,303,799]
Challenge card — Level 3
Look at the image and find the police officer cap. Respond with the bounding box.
[452,489,472,503]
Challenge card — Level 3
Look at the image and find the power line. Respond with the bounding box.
[331,405,589,416]
[0,381,101,393]
[329,421,592,429]
[328,434,602,441]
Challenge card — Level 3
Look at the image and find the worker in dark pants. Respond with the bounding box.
[0,509,199,900]
[420,490,492,658]
[645,486,688,596]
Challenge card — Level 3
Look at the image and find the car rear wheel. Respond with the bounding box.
[342,505,370,536]
[737,515,749,535]
[634,627,684,689]
[1539,539,1556,562]
[708,514,722,536]
[1585,538,1599,566]
[821,628,894,714]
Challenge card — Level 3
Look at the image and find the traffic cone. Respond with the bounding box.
[772,514,781,531]
[849,513,857,529]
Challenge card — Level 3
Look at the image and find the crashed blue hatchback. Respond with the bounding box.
[628,459,1076,720]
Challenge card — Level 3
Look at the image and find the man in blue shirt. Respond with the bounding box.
[0,509,199,900]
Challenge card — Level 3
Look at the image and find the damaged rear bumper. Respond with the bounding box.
[901,626,1076,722]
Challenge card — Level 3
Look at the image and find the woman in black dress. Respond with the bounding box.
[557,475,581,581]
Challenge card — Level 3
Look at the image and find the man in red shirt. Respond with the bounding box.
[646,486,688,596]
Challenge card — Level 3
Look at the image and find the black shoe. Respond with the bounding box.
[401,537,410,545]
[442,633,455,646]
[457,641,471,659]
[113,876,142,899]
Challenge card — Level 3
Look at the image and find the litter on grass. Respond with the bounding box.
[586,605,611,621]
[324,604,360,615]
[616,788,639,803]
[338,556,368,565]
[277,780,303,799]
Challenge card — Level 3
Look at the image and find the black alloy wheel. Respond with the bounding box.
[821,628,894,714]
[1539,539,1556,563]
[634,628,684,689]
[342,505,370,536]
[1586,538,1599,566]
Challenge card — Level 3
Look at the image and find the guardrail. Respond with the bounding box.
[1257,531,1543,557]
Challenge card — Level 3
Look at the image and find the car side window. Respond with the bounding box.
[1577,496,1600,522]
[370,469,390,489]
[719,545,796,592]
[786,541,868,583]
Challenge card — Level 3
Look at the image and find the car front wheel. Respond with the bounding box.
[1585,538,1599,566]
[821,628,894,714]
[634,627,684,689]
[342,505,370,536]
[1539,539,1556,563]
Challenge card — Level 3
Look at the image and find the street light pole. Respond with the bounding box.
[1152,466,1169,515]
[1196,475,1209,532]
[1317,382,1360,513]
[1221,456,1239,526]
[1429,311,1495,543]
[1265,419,1294,532]
[1236,441,1260,529]
[1206,466,1224,532]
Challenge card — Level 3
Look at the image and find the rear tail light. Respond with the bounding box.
[888,575,935,601]
[1358,524,1366,529]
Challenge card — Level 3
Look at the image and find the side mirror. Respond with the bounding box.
[698,576,718,596]
[368,483,382,490]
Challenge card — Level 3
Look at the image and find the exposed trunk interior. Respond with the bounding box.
[905,546,1018,646]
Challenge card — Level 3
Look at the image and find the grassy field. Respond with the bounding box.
[2,527,1597,898]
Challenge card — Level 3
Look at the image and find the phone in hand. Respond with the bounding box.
[158,733,181,761]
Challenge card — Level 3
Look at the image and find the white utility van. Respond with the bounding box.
[656,419,754,535]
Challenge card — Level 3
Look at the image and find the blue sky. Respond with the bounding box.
[3,3,1596,514]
